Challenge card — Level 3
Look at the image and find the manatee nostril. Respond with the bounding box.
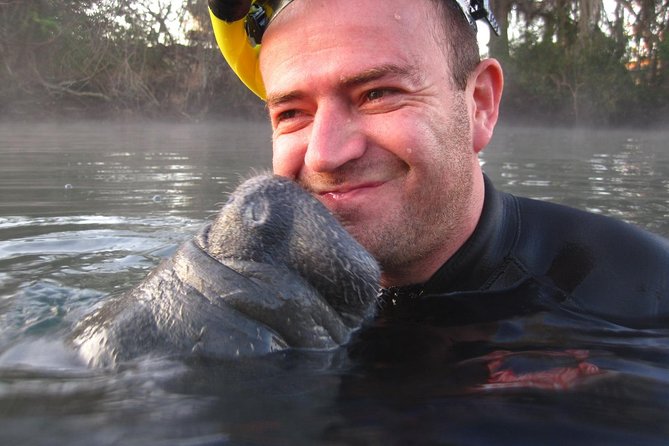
[244,198,270,226]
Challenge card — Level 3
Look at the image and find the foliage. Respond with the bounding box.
[495,0,669,125]
[0,0,666,125]
[0,0,263,119]
[505,29,635,124]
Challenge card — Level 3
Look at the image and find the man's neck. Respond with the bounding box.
[380,172,486,288]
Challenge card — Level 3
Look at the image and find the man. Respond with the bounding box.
[208,0,669,328]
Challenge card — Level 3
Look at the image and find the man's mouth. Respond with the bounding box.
[316,182,384,201]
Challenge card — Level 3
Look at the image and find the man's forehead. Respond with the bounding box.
[268,0,417,26]
[265,63,425,106]
[259,0,448,104]
[209,0,498,99]
[266,0,497,34]
[262,0,433,51]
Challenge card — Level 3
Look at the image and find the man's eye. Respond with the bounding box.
[365,89,387,101]
[365,88,397,102]
[276,109,298,121]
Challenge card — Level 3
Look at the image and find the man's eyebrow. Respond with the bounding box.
[339,64,424,88]
[266,90,304,109]
[266,64,423,108]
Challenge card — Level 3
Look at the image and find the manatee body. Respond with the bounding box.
[72,174,380,368]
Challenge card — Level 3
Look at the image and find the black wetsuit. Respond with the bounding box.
[380,175,669,328]
[342,179,669,435]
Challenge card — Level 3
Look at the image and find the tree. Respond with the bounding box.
[493,0,666,125]
[0,0,665,124]
[0,0,108,112]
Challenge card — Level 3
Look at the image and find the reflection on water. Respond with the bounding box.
[0,121,272,218]
[0,121,668,445]
[482,126,669,235]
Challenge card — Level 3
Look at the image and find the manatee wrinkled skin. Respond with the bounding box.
[72,174,380,368]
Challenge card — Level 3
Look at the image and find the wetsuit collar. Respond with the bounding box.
[422,173,520,294]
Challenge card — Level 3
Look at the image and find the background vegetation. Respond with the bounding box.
[1,0,667,125]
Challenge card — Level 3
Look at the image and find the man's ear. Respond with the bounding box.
[469,58,504,154]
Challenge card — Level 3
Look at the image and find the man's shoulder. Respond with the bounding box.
[507,192,669,323]
[513,193,669,254]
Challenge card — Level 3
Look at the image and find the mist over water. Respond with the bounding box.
[0,121,668,445]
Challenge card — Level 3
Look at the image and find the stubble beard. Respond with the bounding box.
[329,97,475,284]
[349,156,473,283]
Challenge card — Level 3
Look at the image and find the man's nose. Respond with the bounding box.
[305,102,366,173]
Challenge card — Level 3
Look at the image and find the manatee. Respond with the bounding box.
[72,174,380,368]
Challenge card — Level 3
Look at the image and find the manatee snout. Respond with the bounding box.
[72,174,380,367]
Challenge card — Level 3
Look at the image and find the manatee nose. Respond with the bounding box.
[243,197,270,226]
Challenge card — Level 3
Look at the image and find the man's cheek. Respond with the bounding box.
[272,150,297,178]
[272,138,307,178]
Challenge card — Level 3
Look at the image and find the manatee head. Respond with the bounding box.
[203,174,381,326]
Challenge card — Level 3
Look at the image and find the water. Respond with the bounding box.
[0,121,668,445]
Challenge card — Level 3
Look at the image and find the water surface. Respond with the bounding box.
[1,121,668,445]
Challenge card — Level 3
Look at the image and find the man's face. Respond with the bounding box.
[260,0,484,286]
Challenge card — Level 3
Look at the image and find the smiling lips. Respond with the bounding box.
[316,182,385,201]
